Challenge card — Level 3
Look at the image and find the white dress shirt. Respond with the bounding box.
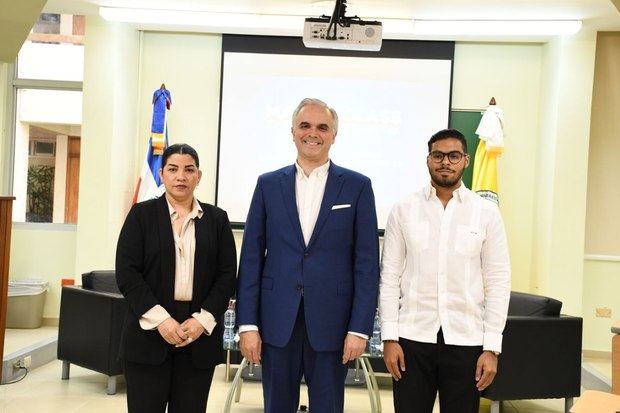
[239,161,368,340]
[139,197,217,335]
[379,183,511,352]
[295,161,330,246]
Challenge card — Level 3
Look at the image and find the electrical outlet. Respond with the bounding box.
[595,307,612,318]
[11,355,32,370]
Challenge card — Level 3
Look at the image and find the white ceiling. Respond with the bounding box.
[39,0,620,43]
[44,0,620,24]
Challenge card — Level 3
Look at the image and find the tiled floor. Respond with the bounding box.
[0,327,612,412]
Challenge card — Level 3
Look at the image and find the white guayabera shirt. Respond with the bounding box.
[379,183,511,353]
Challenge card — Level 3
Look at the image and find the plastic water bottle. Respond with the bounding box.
[369,309,381,355]
[223,299,236,349]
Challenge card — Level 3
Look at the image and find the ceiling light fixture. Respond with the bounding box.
[100,7,583,39]
[99,7,303,32]
[413,19,582,36]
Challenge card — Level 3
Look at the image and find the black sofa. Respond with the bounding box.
[57,271,126,394]
[483,291,583,413]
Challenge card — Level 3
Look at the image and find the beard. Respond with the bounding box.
[429,167,464,188]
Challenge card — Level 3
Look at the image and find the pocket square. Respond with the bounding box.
[331,204,351,210]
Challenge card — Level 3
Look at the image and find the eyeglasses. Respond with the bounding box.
[428,150,467,164]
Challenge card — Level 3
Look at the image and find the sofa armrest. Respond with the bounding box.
[483,315,582,401]
[57,286,126,376]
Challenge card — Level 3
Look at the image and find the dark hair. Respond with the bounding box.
[162,143,200,168]
[427,129,467,153]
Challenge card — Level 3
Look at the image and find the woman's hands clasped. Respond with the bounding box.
[157,317,205,347]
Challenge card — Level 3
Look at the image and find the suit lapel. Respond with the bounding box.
[156,196,176,306]
[281,165,306,248]
[192,205,208,303]
[307,163,345,250]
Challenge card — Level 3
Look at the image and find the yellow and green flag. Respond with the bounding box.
[472,105,504,204]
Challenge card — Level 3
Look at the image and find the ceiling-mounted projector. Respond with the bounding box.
[302,0,382,51]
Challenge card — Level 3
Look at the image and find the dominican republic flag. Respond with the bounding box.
[131,135,168,203]
[132,85,171,203]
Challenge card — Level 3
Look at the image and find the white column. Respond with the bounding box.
[60,14,73,36]
[531,30,597,316]
[12,122,29,222]
[74,16,140,274]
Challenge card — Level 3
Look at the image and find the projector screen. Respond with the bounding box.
[216,35,454,230]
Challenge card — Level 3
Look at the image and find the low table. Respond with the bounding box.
[223,344,384,413]
[570,390,620,412]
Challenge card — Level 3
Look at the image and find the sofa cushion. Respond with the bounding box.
[507,291,562,316]
[81,271,121,294]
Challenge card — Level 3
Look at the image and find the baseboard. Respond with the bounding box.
[582,363,612,392]
[1,336,57,384]
[583,350,612,359]
[42,317,59,327]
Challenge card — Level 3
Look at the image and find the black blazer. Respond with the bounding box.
[115,196,237,369]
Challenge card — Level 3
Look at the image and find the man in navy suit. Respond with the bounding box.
[236,98,380,412]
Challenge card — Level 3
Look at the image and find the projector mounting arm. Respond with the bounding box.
[326,0,362,40]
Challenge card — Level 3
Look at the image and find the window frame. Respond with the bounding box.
[4,55,83,226]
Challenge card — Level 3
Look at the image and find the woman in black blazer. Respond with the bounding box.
[116,144,236,413]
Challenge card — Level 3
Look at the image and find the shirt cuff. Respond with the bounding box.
[192,310,217,336]
[483,331,503,353]
[238,324,259,333]
[380,321,399,341]
[348,331,369,340]
[139,305,171,330]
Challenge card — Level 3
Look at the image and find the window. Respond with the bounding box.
[10,14,84,224]
[17,14,84,82]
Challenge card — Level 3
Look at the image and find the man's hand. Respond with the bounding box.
[475,351,498,391]
[383,341,406,381]
[175,318,205,348]
[239,331,262,364]
[157,317,186,345]
[342,334,367,364]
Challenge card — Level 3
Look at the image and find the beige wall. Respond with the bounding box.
[582,259,620,351]
[8,225,77,319]
[453,42,542,293]
[136,31,222,204]
[581,32,620,352]
[585,32,620,256]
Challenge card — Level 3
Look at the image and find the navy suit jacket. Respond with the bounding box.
[236,162,379,352]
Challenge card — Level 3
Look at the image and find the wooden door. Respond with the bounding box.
[64,137,80,224]
[0,197,15,381]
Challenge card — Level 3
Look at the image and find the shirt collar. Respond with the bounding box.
[424,181,468,203]
[295,160,330,180]
[165,196,203,220]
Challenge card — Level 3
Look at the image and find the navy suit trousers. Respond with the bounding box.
[262,302,348,413]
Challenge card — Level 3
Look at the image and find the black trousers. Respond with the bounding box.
[393,330,482,413]
[123,301,215,413]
